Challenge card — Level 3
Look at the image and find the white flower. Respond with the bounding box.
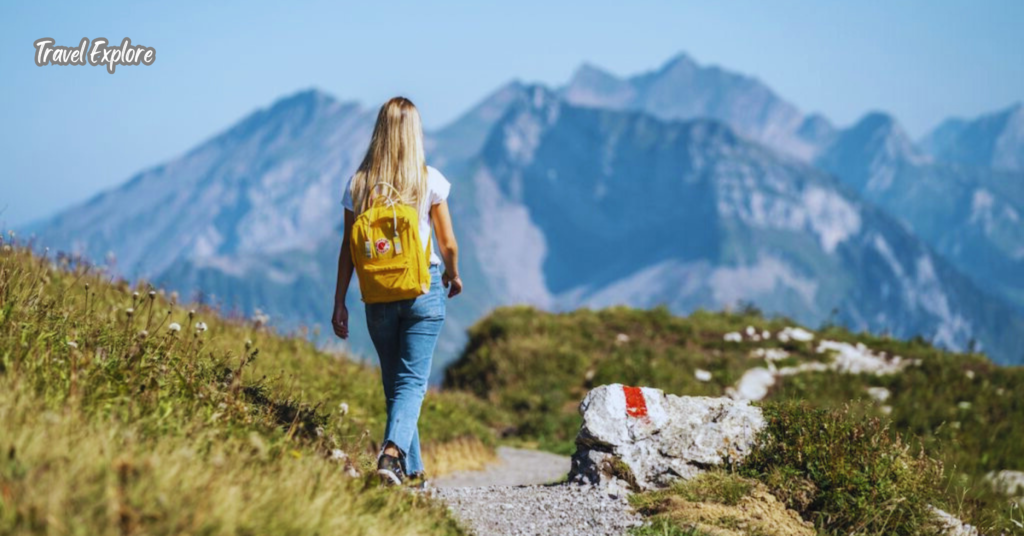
[965,370,975,380]
[125,307,134,316]
[694,369,712,382]
[132,291,139,299]
[195,322,208,333]
[880,405,893,415]
[67,341,78,349]
[2,245,9,252]
[148,290,156,299]
[745,326,756,336]
[330,449,347,461]
[762,330,771,339]
[168,322,182,332]
[338,402,349,416]
[315,426,324,438]
[138,330,149,339]
[957,401,972,411]
[615,333,630,344]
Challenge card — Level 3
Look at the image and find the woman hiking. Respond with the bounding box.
[331,96,463,487]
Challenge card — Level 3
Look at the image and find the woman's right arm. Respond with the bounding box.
[332,209,356,338]
[431,201,462,298]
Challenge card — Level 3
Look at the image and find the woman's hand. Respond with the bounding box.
[332,303,349,339]
[442,271,463,298]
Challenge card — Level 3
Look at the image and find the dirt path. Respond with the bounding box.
[428,447,643,536]
[433,447,570,488]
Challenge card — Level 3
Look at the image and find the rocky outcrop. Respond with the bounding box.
[567,384,764,495]
[569,384,983,536]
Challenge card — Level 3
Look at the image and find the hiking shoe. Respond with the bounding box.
[406,471,430,490]
[376,454,404,486]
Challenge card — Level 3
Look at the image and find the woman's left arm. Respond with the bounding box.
[332,209,356,338]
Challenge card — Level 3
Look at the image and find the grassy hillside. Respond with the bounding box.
[0,242,504,535]
[444,305,1024,533]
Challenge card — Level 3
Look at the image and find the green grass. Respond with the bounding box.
[444,305,1024,534]
[741,401,942,535]
[0,243,500,534]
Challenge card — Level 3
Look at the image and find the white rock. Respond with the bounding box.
[731,367,776,401]
[723,332,742,342]
[615,333,630,344]
[928,505,980,536]
[694,369,712,382]
[745,326,756,336]
[866,387,891,403]
[750,348,790,361]
[815,340,914,375]
[985,470,1024,499]
[778,326,815,343]
[569,384,765,492]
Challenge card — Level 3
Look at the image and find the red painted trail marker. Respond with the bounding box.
[623,385,648,418]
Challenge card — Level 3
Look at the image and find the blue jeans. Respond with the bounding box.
[365,263,445,475]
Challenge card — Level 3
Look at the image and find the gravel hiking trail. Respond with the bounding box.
[428,447,643,536]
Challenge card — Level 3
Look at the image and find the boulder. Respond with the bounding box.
[568,384,765,494]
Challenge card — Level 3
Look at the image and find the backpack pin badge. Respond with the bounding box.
[364,241,373,258]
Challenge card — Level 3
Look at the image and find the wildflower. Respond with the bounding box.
[148,290,156,299]
[2,245,10,253]
[7,230,14,239]
[168,322,182,332]
[694,369,712,382]
[330,449,347,461]
[245,339,253,350]
[132,291,139,299]
[615,333,630,344]
[195,321,208,333]
[315,426,324,438]
[338,402,349,416]
[957,401,972,411]
[67,341,78,349]
[125,307,134,316]
[138,330,149,339]
[965,370,975,380]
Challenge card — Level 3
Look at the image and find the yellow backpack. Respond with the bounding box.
[349,182,432,304]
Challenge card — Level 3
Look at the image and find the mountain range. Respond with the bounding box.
[26,52,1024,375]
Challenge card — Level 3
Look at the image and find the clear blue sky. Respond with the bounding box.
[2,0,1022,227]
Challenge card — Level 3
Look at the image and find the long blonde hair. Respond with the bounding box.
[350,96,428,216]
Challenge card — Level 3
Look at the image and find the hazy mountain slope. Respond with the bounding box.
[818,112,1024,313]
[560,53,834,160]
[920,103,1024,171]
[465,88,1024,363]
[34,89,376,278]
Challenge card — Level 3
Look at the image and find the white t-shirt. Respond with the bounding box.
[342,165,451,266]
